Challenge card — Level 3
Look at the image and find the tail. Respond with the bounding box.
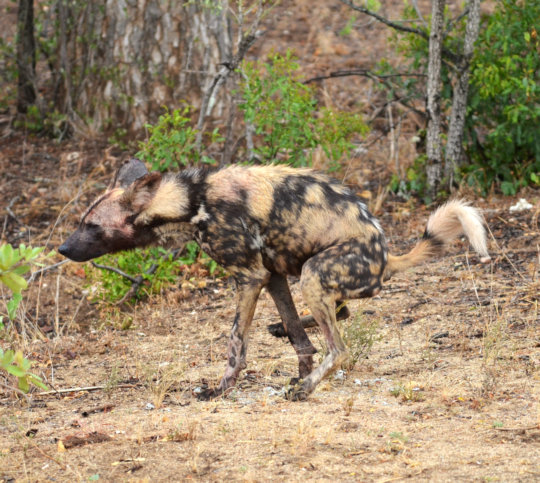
[384,199,491,280]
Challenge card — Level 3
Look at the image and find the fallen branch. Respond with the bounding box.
[494,426,539,433]
[35,383,140,396]
[26,436,67,470]
[28,259,70,283]
[90,261,139,284]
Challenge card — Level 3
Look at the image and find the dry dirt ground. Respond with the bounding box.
[1,1,540,482]
[0,137,538,482]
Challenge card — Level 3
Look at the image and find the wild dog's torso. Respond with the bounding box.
[180,165,388,282]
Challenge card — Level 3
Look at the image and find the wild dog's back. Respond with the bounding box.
[199,165,387,277]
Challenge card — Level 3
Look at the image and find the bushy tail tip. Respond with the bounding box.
[384,199,490,279]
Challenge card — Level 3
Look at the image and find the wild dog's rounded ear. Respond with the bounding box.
[111,158,149,189]
[127,171,163,213]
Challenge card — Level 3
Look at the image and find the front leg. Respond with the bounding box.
[198,272,269,400]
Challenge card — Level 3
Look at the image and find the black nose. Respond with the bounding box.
[58,243,69,257]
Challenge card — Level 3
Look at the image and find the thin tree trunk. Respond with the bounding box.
[425,0,446,199]
[444,0,481,186]
[16,0,36,113]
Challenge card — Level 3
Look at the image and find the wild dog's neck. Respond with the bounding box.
[137,168,208,228]
[137,168,209,247]
[175,167,210,223]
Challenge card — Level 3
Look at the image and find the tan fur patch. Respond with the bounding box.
[207,166,300,221]
[304,184,325,205]
[136,179,189,225]
[109,188,125,199]
[294,203,379,249]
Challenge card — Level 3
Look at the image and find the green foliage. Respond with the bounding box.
[0,243,52,393]
[466,0,540,195]
[87,243,221,305]
[136,105,220,172]
[0,243,46,318]
[239,50,368,168]
[0,348,48,393]
[383,0,539,196]
[86,247,183,304]
[179,241,221,277]
[389,154,437,204]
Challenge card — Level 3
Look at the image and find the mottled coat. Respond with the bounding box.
[60,159,490,400]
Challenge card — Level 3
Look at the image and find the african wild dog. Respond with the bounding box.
[59,158,491,400]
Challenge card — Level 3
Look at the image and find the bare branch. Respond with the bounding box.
[35,383,141,396]
[338,0,428,38]
[304,69,427,119]
[27,259,70,283]
[411,0,429,30]
[303,69,426,84]
[90,262,139,284]
[338,0,461,64]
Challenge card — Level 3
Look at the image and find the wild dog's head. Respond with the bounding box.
[59,158,190,262]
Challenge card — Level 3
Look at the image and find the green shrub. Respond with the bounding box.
[383,0,539,196]
[0,348,48,393]
[0,243,51,393]
[86,247,183,304]
[239,50,368,169]
[342,312,381,370]
[136,105,221,172]
[87,243,222,305]
[465,0,540,195]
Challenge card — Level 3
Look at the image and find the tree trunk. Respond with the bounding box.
[16,0,36,113]
[444,0,481,186]
[35,1,262,137]
[425,0,446,199]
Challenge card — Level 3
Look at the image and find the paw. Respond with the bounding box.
[196,388,215,401]
[196,387,223,401]
[267,322,287,338]
[285,379,312,401]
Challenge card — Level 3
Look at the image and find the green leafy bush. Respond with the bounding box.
[0,348,48,393]
[136,105,221,172]
[465,0,540,195]
[0,243,51,393]
[382,0,539,196]
[86,247,183,304]
[87,243,222,305]
[0,243,45,321]
[239,50,368,169]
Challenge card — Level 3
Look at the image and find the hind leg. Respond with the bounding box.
[267,301,350,338]
[288,240,385,401]
[266,273,317,379]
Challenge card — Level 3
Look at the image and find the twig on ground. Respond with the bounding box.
[25,437,67,470]
[90,261,139,284]
[35,383,141,396]
[28,259,70,283]
[494,426,539,432]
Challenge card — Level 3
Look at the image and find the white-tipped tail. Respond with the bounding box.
[384,199,490,279]
[427,199,491,263]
